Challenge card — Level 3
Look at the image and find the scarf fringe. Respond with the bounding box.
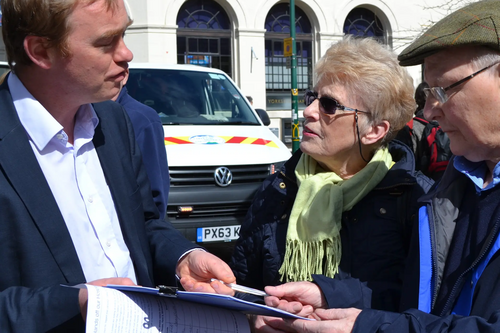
[278,238,342,282]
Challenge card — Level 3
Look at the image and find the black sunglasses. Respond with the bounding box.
[304,90,369,115]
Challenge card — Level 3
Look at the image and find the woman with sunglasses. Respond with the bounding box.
[228,37,433,314]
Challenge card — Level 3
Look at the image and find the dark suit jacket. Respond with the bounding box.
[0,80,197,332]
[116,86,170,219]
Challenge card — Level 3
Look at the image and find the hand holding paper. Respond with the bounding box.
[177,250,235,294]
[251,281,328,332]
[265,308,362,333]
[264,281,327,317]
[78,277,136,320]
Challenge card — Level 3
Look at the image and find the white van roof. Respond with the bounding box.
[128,63,227,75]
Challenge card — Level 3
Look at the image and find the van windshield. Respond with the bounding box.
[127,68,260,126]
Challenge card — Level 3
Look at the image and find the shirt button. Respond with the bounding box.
[380,208,387,214]
[106,241,111,248]
[281,214,287,220]
[88,197,94,203]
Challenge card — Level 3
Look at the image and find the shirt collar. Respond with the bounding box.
[8,73,99,150]
[454,156,500,192]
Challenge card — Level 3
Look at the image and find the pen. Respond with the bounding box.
[210,279,269,297]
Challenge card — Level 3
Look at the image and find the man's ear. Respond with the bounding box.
[361,120,390,145]
[23,36,53,69]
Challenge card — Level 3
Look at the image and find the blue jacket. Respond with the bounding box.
[116,87,170,219]
[353,158,500,333]
[230,140,433,311]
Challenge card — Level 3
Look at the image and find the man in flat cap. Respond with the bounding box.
[252,0,500,332]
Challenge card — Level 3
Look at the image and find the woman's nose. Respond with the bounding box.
[303,99,320,119]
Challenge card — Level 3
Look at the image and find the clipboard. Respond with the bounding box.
[105,284,312,320]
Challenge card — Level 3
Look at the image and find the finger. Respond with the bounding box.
[204,256,235,283]
[211,280,235,296]
[287,316,358,333]
[265,285,288,298]
[314,309,344,320]
[315,308,362,322]
[78,289,88,321]
[265,282,319,303]
[296,305,314,317]
[179,276,214,292]
[179,276,195,291]
[275,300,304,313]
[264,295,281,307]
[264,317,298,332]
[252,316,290,333]
[288,319,323,333]
[276,303,313,318]
[88,277,136,287]
[191,281,216,293]
[187,251,236,283]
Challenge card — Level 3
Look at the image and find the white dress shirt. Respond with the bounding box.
[9,73,137,283]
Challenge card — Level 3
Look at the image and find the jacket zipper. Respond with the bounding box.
[437,214,500,316]
[428,203,439,309]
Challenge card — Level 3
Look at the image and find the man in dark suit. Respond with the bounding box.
[0,0,235,331]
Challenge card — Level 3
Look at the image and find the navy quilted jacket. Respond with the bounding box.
[230,140,433,311]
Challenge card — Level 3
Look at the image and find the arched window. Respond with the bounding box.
[265,3,313,110]
[177,0,232,76]
[343,8,387,45]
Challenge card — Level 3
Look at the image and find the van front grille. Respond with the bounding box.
[169,164,270,186]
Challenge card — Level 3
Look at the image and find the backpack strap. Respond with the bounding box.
[407,118,414,131]
[413,116,430,125]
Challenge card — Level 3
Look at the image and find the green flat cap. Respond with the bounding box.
[398,0,500,66]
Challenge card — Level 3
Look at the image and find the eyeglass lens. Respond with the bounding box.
[424,87,448,104]
[304,91,339,115]
[424,61,500,104]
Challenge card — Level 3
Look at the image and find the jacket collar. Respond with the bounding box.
[282,140,418,190]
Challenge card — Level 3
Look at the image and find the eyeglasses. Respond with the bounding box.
[304,90,369,115]
[424,61,500,104]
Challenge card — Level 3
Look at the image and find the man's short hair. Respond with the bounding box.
[398,0,500,66]
[314,36,415,144]
[1,0,117,70]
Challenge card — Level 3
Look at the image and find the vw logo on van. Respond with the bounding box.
[214,167,233,187]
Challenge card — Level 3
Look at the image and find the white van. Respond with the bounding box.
[127,63,291,259]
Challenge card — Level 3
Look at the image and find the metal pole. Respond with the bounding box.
[289,0,300,153]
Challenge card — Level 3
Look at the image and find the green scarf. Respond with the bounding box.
[278,147,393,282]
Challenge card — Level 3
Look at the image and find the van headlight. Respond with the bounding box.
[269,161,286,174]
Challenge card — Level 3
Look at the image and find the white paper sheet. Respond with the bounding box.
[85,285,251,333]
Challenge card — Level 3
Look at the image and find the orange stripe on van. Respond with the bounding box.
[164,136,280,148]
[164,137,193,145]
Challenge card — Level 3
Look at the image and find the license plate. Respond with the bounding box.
[197,225,241,243]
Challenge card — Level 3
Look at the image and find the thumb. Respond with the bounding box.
[265,283,300,298]
[315,308,362,321]
[265,285,286,298]
[314,308,348,320]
